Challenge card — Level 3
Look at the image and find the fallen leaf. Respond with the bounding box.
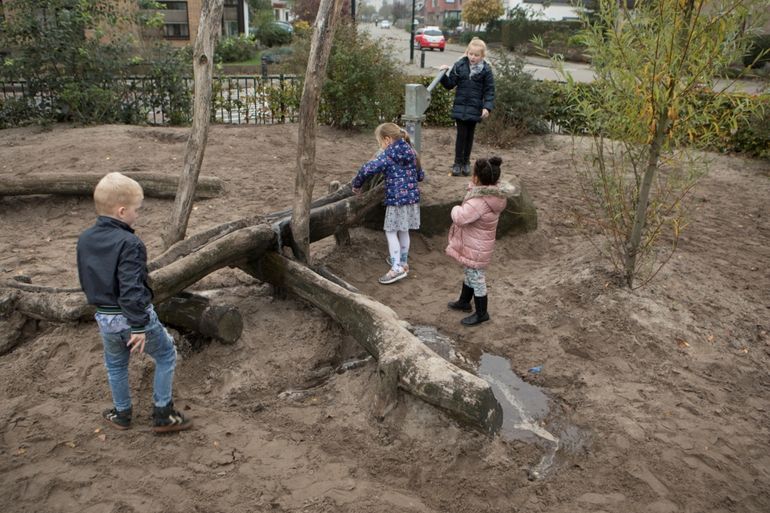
[739,347,749,354]
[94,428,101,434]
[707,335,715,343]
[676,338,690,348]
[16,447,27,455]
[65,441,76,448]
[98,434,107,442]
[213,441,220,448]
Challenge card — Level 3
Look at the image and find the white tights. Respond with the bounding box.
[385,230,410,271]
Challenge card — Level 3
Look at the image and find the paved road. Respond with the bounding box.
[361,22,766,93]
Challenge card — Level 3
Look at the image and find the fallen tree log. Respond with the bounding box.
[0,173,224,199]
[2,282,243,343]
[0,186,382,323]
[155,292,242,344]
[149,181,367,271]
[364,179,538,237]
[242,252,504,434]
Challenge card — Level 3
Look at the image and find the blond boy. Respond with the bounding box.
[76,172,192,433]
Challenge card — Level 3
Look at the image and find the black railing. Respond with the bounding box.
[0,74,302,126]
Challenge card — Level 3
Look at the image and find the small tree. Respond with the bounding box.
[0,0,135,123]
[461,0,504,32]
[555,0,764,287]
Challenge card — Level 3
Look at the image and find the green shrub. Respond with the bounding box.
[138,44,193,126]
[418,76,455,127]
[543,79,770,159]
[476,52,551,146]
[319,22,404,128]
[743,34,770,69]
[257,22,293,48]
[216,34,258,63]
[0,97,46,128]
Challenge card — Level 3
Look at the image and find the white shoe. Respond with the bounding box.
[378,268,407,284]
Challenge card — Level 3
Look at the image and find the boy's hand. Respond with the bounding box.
[481,109,490,120]
[352,187,362,195]
[128,333,146,354]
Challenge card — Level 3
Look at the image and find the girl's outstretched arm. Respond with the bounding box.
[351,154,387,190]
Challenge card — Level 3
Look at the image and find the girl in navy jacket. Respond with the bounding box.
[440,38,495,177]
[352,123,424,284]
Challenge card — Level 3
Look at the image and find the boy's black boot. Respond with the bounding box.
[152,401,193,433]
[461,296,490,326]
[451,163,462,176]
[102,406,132,430]
[448,283,474,312]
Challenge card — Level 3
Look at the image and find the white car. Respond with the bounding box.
[380,20,391,29]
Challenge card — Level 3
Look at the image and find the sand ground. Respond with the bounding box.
[1,123,769,513]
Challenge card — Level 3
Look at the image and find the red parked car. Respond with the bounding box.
[414,27,446,52]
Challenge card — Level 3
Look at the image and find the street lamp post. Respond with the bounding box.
[409,0,416,63]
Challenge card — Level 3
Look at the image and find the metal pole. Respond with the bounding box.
[351,0,355,23]
[420,50,425,69]
[409,0,416,64]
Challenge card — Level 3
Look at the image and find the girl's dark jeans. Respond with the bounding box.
[454,119,478,165]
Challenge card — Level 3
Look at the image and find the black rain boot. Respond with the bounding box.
[461,295,490,326]
[448,283,474,312]
[451,163,462,176]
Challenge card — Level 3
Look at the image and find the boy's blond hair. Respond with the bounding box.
[94,172,144,215]
[466,37,487,57]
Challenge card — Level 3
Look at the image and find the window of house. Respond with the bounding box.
[223,0,240,37]
[160,1,190,40]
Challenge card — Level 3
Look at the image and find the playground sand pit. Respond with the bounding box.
[0,123,769,512]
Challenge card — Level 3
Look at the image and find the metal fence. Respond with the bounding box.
[0,74,302,126]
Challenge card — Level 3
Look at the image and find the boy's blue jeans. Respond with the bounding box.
[96,306,177,412]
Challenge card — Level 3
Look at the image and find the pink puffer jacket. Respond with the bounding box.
[446,184,508,269]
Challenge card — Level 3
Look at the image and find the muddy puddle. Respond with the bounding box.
[411,325,588,479]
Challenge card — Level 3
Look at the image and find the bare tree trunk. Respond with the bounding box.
[241,253,503,433]
[162,0,225,250]
[0,173,223,199]
[291,0,345,262]
[624,108,670,287]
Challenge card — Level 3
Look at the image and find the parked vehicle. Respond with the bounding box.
[380,20,391,29]
[414,27,445,51]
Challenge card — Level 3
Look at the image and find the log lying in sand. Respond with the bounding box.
[0,172,224,199]
[1,282,243,343]
[363,179,539,237]
[242,252,504,434]
[155,292,243,344]
[0,185,382,324]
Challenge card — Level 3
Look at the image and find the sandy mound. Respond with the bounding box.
[1,124,769,512]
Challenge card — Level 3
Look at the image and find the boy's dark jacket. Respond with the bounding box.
[440,56,495,122]
[77,216,153,331]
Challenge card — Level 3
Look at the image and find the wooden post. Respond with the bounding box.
[162,0,225,250]
[328,180,351,246]
[290,0,345,263]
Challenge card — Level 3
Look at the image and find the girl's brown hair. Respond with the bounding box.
[374,123,422,169]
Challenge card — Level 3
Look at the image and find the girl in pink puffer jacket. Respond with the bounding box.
[446,156,506,326]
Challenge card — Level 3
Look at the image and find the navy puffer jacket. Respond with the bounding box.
[440,57,495,122]
[351,138,424,206]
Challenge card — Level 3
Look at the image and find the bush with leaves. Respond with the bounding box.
[743,34,770,69]
[0,0,138,125]
[552,0,764,287]
[216,34,259,63]
[315,23,404,128]
[476,51,551,147]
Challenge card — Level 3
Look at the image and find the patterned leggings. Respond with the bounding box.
[463,267,487,296]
